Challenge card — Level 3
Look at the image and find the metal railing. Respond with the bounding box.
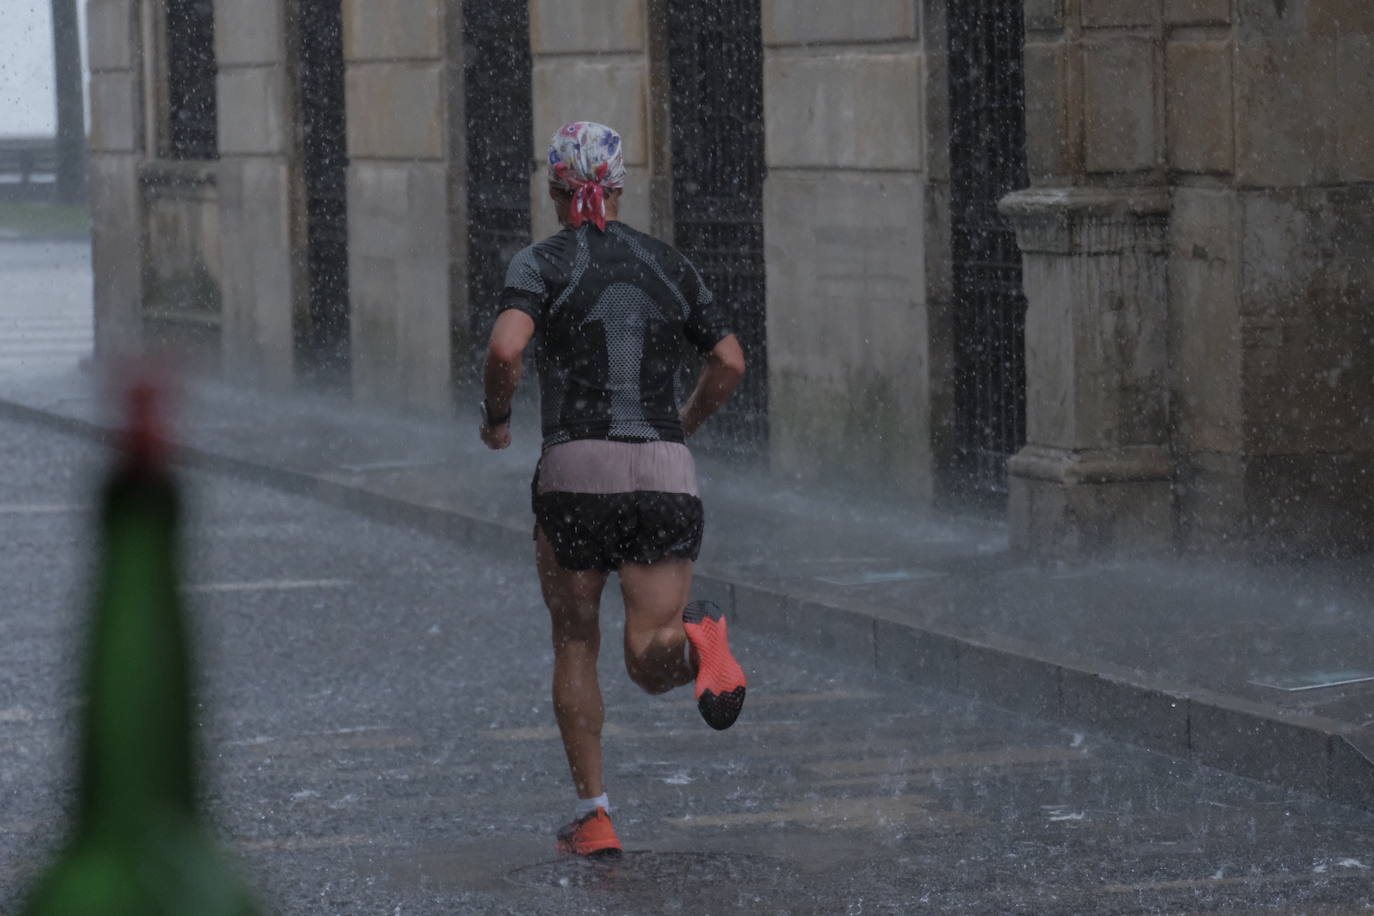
[948,0,1031,500]
[0,137,59,200]
[667,0,768,461]
[462,0,534,385]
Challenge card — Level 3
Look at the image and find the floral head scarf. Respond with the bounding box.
[548,121,627,232]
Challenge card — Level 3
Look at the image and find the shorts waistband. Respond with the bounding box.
[536,440,698,496]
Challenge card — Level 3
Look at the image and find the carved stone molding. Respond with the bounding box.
[1009,443,1172,486]
[1000,186,1169,255]
[1001,184,1175,557]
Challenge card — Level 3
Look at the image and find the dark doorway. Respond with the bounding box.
[947,0,1030,500]
[666,0,767,460]
[163,0,217,160]
[292,0,350,384]
[462,0,534,383]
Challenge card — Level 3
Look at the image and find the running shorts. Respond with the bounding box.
[533,489,704,571]
[531,440,704,571]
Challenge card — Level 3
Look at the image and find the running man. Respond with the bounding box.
[479,121,747,857]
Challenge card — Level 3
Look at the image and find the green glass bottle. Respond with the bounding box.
[22,384,260,915]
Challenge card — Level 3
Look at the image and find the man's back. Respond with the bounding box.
[501,221,729,448]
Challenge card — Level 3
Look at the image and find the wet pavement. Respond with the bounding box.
[6,369,1374,806]
[4,239,1374,808]
[4,416,1374,913]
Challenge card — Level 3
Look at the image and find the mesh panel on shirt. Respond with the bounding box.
[516,222,720,447]
[503,246,547,296]
[540,231,593,441]
[609,223,693,318]
[550,229,591,315]
[590,282,665,441]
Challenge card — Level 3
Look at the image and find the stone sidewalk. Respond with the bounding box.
[2,362,1373,810]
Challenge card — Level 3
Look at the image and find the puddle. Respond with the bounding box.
[336,458,447,474]
[814,569,945,587]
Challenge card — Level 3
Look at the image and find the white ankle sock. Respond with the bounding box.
[576,793,609,818]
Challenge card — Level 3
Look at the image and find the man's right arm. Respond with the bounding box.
[681,334,745,438]
[480,309,536,450]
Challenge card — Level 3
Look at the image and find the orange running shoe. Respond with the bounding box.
[683,600,747,730]
[555,807,623,857]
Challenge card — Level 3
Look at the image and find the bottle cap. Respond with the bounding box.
[123,378,168,469]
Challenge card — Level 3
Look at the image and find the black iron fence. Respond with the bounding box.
[667,0,768,460]
[463,0,534,385]
[164,0,217,161]
[948,0,1031,499]
[293,0,351,382]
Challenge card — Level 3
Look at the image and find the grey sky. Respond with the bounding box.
[0,0,88,138]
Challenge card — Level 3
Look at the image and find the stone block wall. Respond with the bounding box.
[142,164,222,318]
[762,0,950,502]
[82,0,1373,558]
[139,162,223,368]
[1007,0,1374,558]
[1008,2,1176,557]
[1167,0,1374,554]
[527,0,657,237]
[214,0,296,385]
[86,0,145,360]
[86,0,229,369]
[343,0,459,409]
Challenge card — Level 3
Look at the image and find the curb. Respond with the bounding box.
[4,394,1370,811]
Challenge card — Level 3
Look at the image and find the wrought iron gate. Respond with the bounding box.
[666,0,767,459]
[164,0,217,160]
[463,0,533,382]
[294,0,350,382]
[947,0,1030,498]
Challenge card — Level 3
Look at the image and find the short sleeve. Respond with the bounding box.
[681,259,732,355]
[499,246,548,326]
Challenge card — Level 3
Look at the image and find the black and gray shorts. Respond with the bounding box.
[531,440,704,572]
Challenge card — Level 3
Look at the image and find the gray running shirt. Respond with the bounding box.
[500,221,731,449]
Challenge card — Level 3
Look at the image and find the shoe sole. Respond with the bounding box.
[684,600,747,731]
[698,685,746,731]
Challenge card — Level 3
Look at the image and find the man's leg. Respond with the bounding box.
[536,529,609,799]
[623,556,748,731]
[619,557,695,694]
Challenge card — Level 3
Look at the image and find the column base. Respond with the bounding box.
[1008,445,1174,558]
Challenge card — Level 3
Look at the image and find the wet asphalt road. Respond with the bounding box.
[3,415,1374,915]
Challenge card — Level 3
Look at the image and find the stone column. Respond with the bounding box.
[1176,0,1374,555]
[1163,2,1242,553]
[1005,1,1173,556]
[86,0,145,360]
[761,0,945,501]
[215,0,300,385]
[1002,188,1172,555]
[343,0,460,409]
[1013,0,1374,558]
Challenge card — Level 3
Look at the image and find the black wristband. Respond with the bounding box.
[480,400,511,428]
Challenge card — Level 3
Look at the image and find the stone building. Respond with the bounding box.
[85,0,1374,559]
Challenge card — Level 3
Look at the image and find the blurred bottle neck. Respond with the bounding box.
[76,465,196,835]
